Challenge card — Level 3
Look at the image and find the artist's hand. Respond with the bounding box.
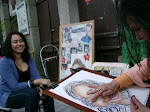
[87,80,120,101]
[130,95,150,112]
[34,78,51,87]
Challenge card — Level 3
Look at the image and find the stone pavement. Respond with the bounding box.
[12,99,80,112]
[53,99,79,112]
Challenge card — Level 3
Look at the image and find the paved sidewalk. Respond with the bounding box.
[53,99,79,112]
[12,99,79,112]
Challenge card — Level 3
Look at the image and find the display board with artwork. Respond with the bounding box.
[59,20,95,80]
[91,62,129,77]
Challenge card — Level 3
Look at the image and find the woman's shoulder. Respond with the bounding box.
[1,56,7,61]
[0,56,2,59]
[29,56,34,61]
[0,56,13,63]
[28,56,36,65]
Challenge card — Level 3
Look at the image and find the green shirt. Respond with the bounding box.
[122,28,147,67]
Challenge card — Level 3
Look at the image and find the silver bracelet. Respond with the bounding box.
[28,80,31,88]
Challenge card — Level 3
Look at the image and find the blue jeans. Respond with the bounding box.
[7,88,55,112]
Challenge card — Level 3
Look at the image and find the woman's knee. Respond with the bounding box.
[42,96,54,104]
[26,88,40,101]
[47,96,54,102]
[24,88,40,112]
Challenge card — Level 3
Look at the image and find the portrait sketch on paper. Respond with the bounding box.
[64,79,131,112]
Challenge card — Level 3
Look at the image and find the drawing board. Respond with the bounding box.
[48,70,150,112]
[59,20,95,80]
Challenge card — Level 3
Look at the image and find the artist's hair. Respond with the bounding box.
[2,31,30,63]
[120,0,150,67]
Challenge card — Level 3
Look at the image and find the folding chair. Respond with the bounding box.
[40,44,59,79]
[0,107,12,112]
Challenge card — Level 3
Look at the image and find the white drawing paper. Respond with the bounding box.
[49,70,150,112]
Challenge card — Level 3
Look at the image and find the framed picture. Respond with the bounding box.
[8,0,17,17]
[59,20,95,80]
[16,1,29,35]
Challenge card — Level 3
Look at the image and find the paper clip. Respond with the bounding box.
[50,83,58,89]
[75,67,81,72]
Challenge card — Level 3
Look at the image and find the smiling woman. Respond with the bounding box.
[0,32,55,112]
[11,34,27,71]
[11,34,25,54]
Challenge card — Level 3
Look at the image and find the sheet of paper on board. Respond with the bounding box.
[49,70,150,112]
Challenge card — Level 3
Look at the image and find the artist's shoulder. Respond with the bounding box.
[141,58,148,63]
[138,58,148,69]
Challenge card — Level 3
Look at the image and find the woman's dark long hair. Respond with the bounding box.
[2,31,31,63]
[120,0,150,68]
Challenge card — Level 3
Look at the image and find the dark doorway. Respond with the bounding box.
[36,0,60,82]
[78,0,122,62]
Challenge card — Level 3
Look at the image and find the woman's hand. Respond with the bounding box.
[130,96,150,112]
[87,80,120,101]
[38,86,46,99]
[33,78,51,87]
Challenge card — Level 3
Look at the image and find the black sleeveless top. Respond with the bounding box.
[16,65,30,82]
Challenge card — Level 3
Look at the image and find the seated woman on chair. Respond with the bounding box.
[0,31,55,112]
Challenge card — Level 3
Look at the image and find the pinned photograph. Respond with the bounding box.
[61,47,66,56]
[78,43,83,52]
[84,44,89,53]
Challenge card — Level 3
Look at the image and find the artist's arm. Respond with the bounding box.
[87,73,133,101]
[114,73,134,89]
[87,59,150,101]
[122,58,150,87]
